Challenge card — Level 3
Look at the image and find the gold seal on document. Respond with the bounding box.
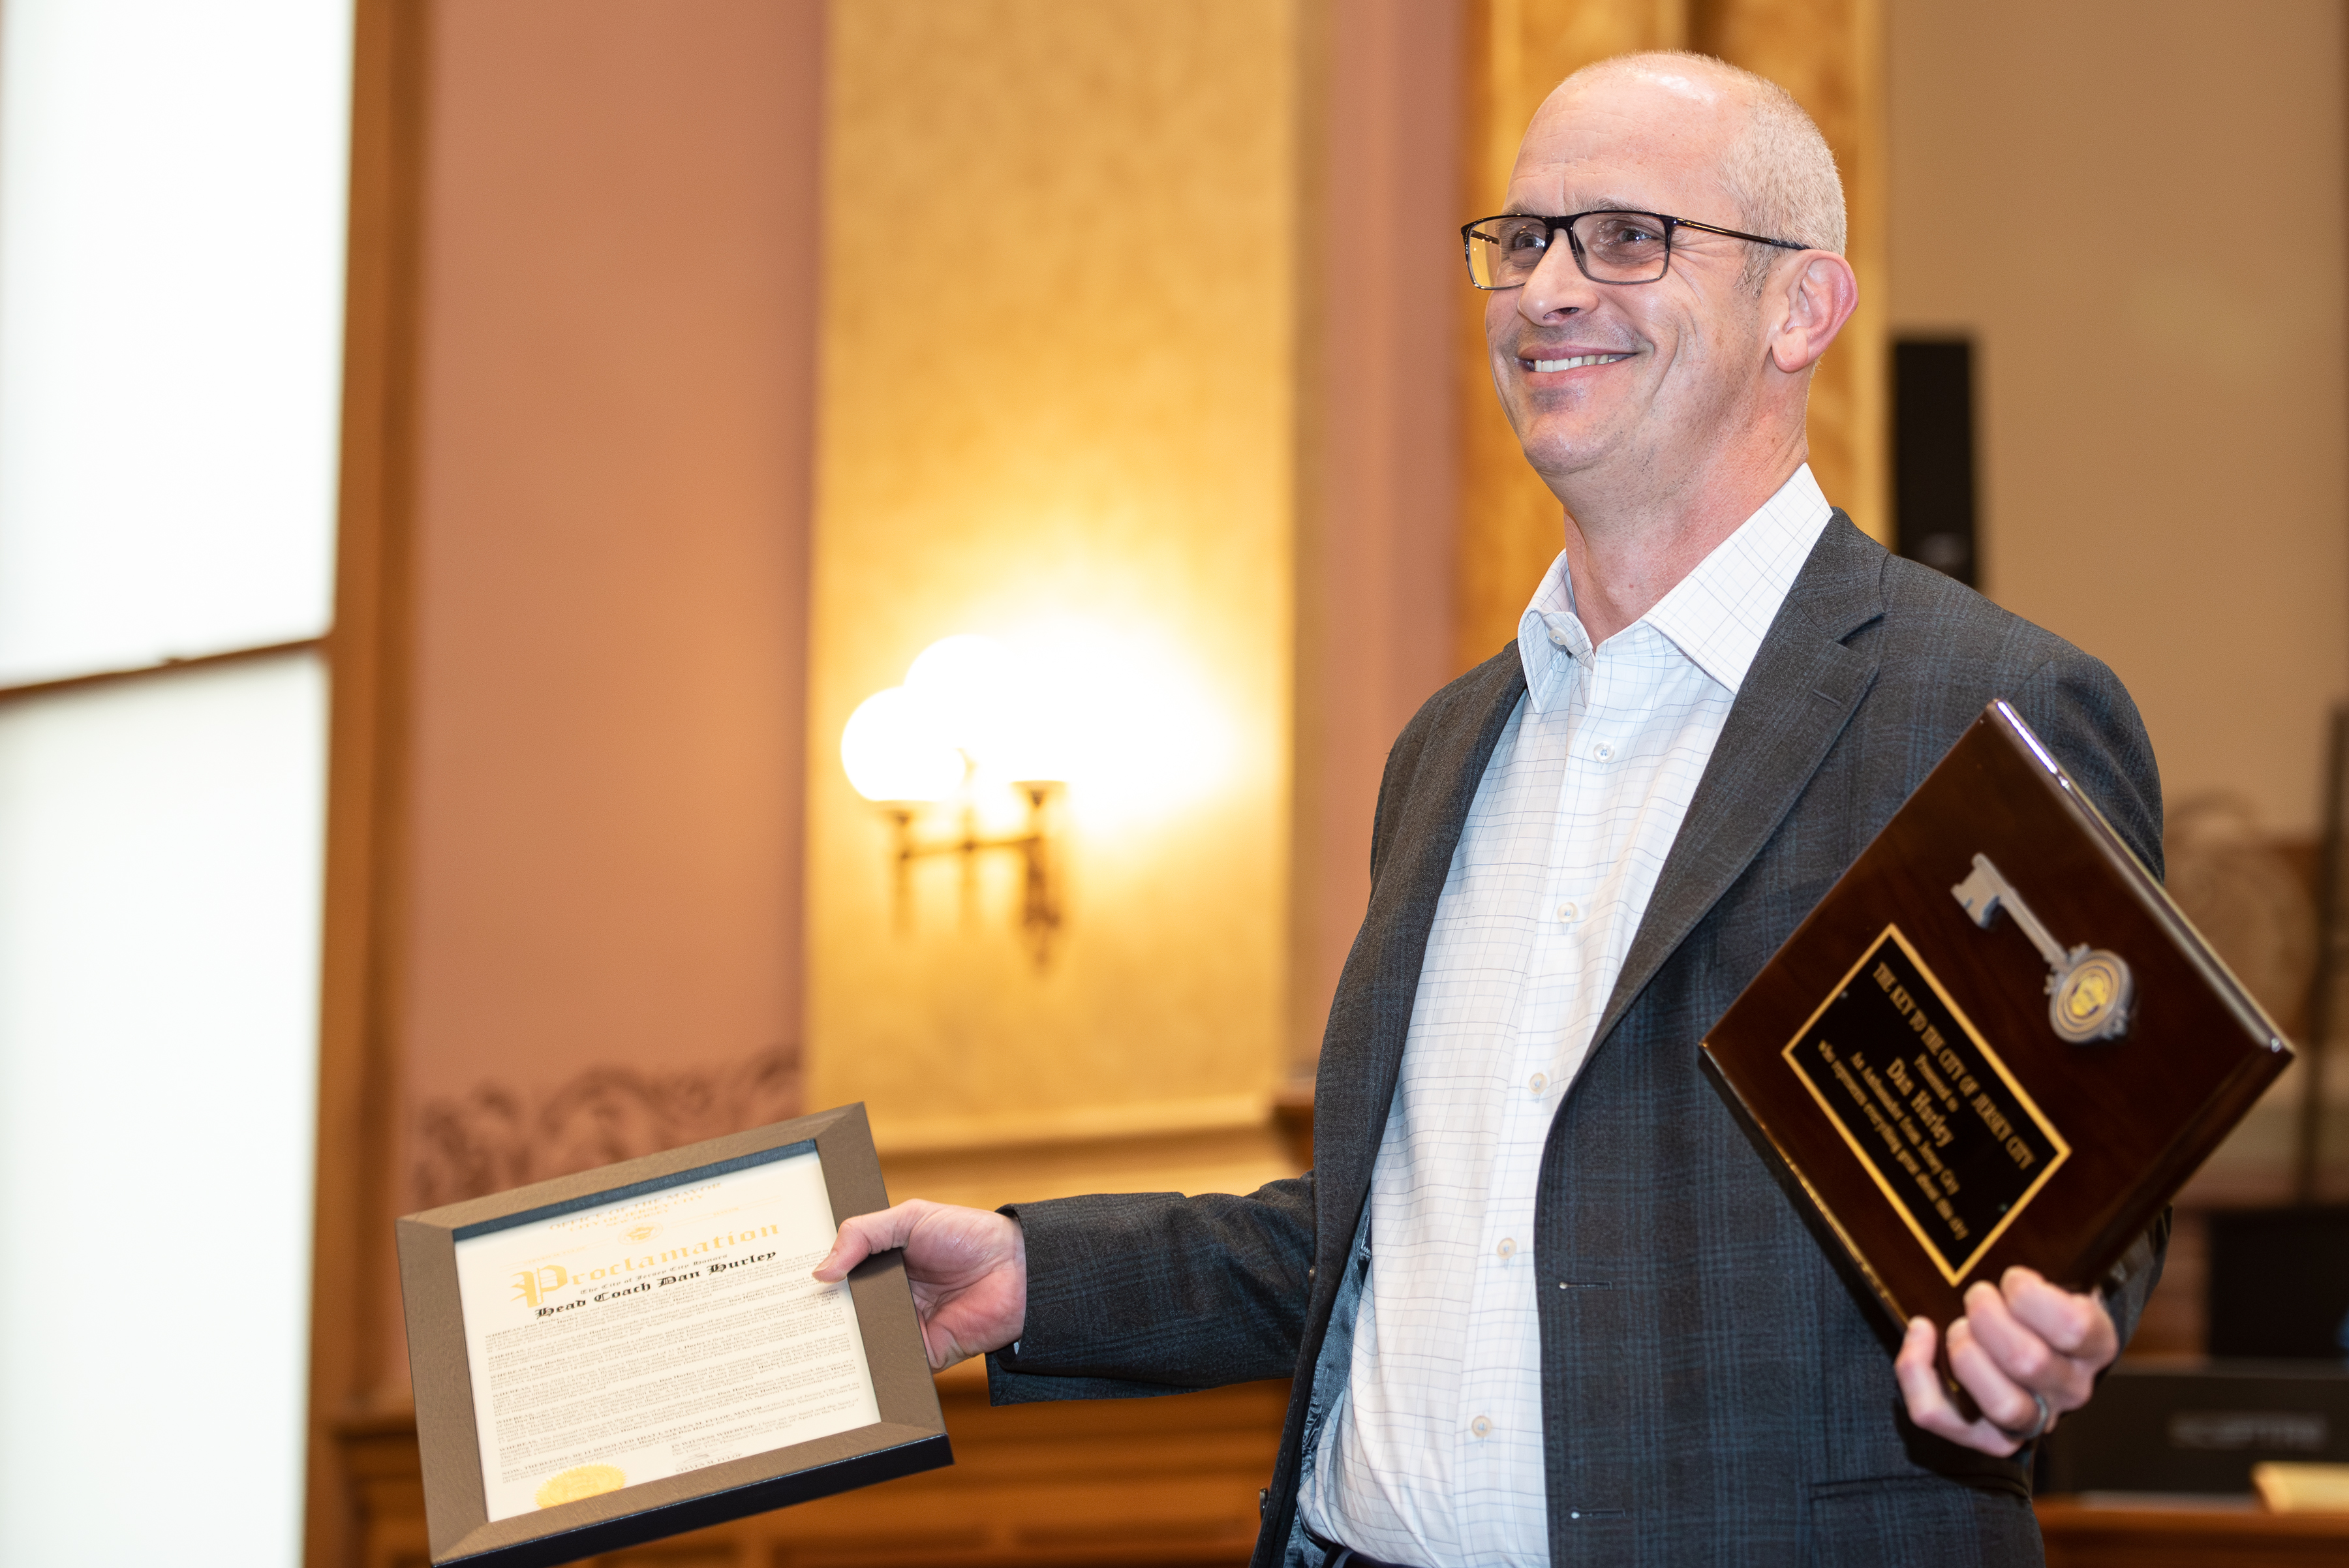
[534,1464,626,1509]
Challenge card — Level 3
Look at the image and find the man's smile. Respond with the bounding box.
[1522,350,1633,373]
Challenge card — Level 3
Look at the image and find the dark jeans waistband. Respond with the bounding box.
[1304,1528,1418,1568]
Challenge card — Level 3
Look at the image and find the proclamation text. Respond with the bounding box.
[452,1147,880,1521]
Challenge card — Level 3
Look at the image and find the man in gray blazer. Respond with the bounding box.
[818,52,2160,1566]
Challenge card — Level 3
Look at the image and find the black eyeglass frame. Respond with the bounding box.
[1460,209,1809,290]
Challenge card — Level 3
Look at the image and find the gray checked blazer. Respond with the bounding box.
[987,515,2168,1567]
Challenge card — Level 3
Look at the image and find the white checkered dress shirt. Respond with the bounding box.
[1297,466,1834,1567]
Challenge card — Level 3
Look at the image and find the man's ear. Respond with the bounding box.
[1767,251,1860,374]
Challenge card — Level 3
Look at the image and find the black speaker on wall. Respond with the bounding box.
[2208,1206,2349,1361]
[1892,337,1978,589]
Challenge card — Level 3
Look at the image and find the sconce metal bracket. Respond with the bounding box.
[882,780,1063,967]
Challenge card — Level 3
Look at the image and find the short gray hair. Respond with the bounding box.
[1560,52,1845,283]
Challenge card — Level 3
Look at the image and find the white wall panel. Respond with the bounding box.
[0,653,326,1566]
[0,0,354,683]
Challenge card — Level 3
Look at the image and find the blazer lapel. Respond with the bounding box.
[1586,513,1887,1052]
[1316,649,1526,1222]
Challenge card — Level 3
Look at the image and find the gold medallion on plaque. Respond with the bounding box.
[1952,852,2134,1044]
[2050,951,2132,1044]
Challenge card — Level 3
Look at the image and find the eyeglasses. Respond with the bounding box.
[1460,209,1808,289]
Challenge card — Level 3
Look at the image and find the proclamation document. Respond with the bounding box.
[452,1146,881,1522]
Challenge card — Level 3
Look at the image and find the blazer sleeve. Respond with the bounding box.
[985,1176,1317,1403]
[2008,647,2164,879]
[2008,646,2170,1351]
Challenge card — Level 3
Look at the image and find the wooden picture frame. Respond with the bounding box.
[395,1103,951,1568]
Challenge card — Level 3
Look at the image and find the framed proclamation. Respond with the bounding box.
[1702,701,2295,1337]
[395,1103,951,1568]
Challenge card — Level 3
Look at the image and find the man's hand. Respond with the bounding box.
[813,1199,1027,1372]
[1894,1266,2118,1455]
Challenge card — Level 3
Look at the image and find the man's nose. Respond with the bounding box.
[1518,232,1595,321]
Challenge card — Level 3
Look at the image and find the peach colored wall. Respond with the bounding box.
[397,0,821,1155]
[1290,0,1464,1065]
[1888,0,2349,837]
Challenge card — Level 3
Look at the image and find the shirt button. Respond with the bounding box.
[1556,900,1578,923]
[1471,1415,1493,1438]
[1528,1072,1548,1096]
[1591,741,1615,761]
[1496,1238,1516,1261]
[1547,626,1570,649]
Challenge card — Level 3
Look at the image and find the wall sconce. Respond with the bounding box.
[840,636,1065,966]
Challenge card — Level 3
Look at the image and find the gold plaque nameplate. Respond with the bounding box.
[1781,924,2071,1286]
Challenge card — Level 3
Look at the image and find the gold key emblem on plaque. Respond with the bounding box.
[1951,853,2135,1043]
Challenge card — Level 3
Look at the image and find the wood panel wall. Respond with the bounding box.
[1452,0,1888,668]
[1693,0,1888,557]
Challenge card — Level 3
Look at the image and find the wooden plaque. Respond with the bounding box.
[396,1103,951,1568]
[1702,701,2294,1331]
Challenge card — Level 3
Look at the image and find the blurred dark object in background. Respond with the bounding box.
[1892,337,1977,587]
[2038,1362,2349,1496]
[2209,1207,2349,1361]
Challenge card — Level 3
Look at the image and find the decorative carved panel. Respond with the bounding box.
[410,1044,802,1208]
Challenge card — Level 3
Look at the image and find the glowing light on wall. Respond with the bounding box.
[839,626,1238,964]
[1015,620,1239,831]
[842,627,1236,822]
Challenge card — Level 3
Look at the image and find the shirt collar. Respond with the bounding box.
[1515,463,1835,711]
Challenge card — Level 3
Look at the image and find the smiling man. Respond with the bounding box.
[816,53,2164,1567]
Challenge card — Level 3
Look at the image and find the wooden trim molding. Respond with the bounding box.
[1451,0,1689,672]
[0,638,327,706]
[306,3,430,1565]
[341,1376,1291,1568]
[1691,0,1889,545]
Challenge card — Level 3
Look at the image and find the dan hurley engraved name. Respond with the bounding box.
[1785,925,2070,1285]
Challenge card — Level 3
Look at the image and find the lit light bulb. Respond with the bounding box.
[840,686,964,803]
[904,634,1019,762]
